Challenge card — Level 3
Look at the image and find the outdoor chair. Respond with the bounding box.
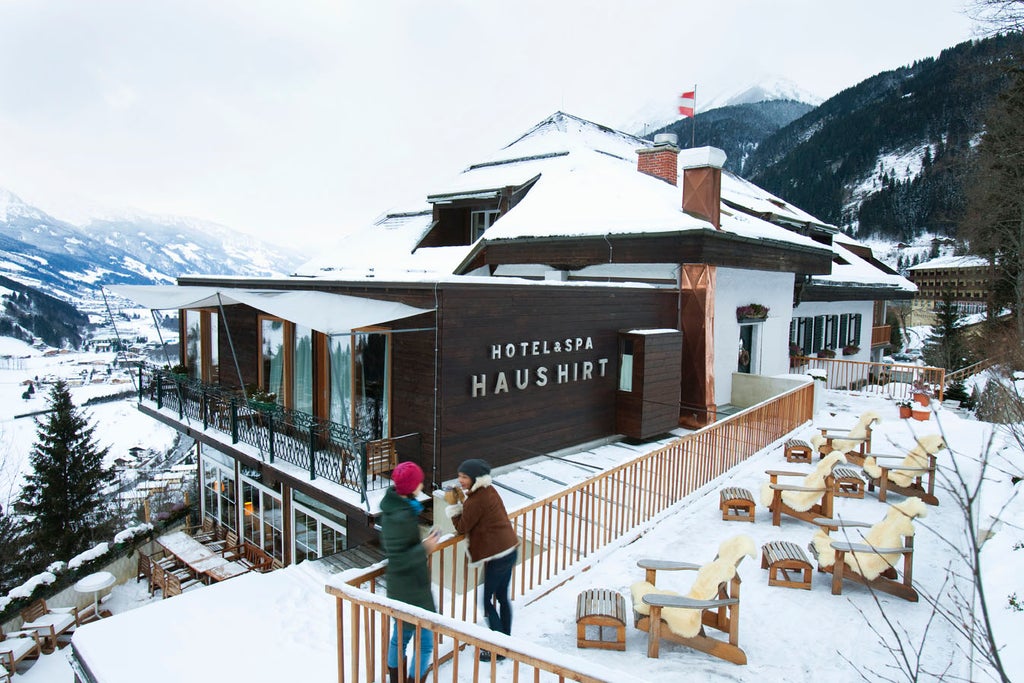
[222,540,273,573]
[0,623,42,674]
[630,535,756,664]
[862,434,945,506]
[163,567,202,598]
[808,496,927,603]
[760,452,845,527]
[810,410,879,466]
[19,598,80,653]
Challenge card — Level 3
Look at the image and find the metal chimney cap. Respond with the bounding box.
[653,133,678,147]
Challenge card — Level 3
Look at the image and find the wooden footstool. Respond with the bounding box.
[783,438,813,464]
[833,466,866,499]
[761,540,813,590]
[719,487,756,522]
[576,588,626,650]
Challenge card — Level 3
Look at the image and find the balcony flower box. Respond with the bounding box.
[842,345,860,356]
[817,348,836,359]
[247,390,278,412]
[735,304,769,322]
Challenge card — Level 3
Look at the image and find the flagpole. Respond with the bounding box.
[691,84,697,148]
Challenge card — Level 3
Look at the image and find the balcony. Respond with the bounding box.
[136,367,394,497]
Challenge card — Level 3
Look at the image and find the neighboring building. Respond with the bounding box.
[110,112,913,566]
[907,254,992,326]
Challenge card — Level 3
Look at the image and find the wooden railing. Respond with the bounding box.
[790,356,945,402]
[946,358,995,385]
[871,324,891,347]
[326,381,814,682]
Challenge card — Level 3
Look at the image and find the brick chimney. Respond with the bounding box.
[636,133,679,186]
[679,146,727,229]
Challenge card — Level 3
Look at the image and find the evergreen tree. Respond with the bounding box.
[0,510,26,595]
[16,380,115,570]
[886,309,904,352]
[923,291,969,371]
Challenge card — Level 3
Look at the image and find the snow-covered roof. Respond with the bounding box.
[298,112,830,280]
[908,254,989,270]
[814,233,917,293]
[720,170,832,229]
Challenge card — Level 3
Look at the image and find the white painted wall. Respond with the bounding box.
[714,267,795,406]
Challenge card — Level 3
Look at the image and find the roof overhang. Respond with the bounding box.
[799,282,916,302]
[454,229,834,275]
[105,285,435,335]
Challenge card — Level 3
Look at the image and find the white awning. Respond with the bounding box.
[105,285,434,335]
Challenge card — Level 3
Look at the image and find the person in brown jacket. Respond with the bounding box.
[445,459,518,661]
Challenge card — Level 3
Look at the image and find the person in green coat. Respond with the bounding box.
[380,461,438,682]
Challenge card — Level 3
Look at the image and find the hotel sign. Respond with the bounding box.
[470,335,610,397]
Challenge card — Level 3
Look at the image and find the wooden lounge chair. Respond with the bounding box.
[760,452,845,527]
[810,410,880,466]
[0,624,42,674]
[862,434,945,506]
[630,535,755,664]
[19,599,80,653]
[808,497,927,603]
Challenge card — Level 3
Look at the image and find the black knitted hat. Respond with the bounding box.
[457,459,491,482]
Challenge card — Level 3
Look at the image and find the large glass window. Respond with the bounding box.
[201,456,236,531]
[209,312,220,384]
[185,310,201,378]
[353,332,389,439]
[293,491,347,563]
[294,325,314,415]
[240,476,284,563]
[329,331,389,438]
[261,318,287,403]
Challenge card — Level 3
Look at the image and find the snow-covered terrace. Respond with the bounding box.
[61,387,1022,683]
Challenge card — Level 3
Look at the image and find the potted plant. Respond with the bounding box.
[896,399,913,419]
[735,303,769,322]
[842,345,860,356]
[167,363,189,379]
[817,347,836,359]
[247,388,278,411]
[911,378,931,407]
[789,343,803,368]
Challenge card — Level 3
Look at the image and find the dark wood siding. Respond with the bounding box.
[616,331,682,439]
[435,285,677,478]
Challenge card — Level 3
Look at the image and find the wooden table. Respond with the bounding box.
[204,560,252,583]
[157,531,228,575]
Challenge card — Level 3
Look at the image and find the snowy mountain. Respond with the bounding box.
[620,75,822,137]
[0,187,307,301]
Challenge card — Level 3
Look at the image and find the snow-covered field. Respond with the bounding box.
[0,335,180,512]
[7,384,1021,682]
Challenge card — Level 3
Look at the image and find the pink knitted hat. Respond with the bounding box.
[392,461,424,496]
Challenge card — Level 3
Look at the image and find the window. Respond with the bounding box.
[183,310,219,383]
[737,324,756,373]
[470,210,499,241]
[201,456,237,532]
[241,476,284,564]
[260,318,287,403]
[293,491,347,563]
[328,330,391,439]
[618,338,634,392]
[792,313,862,353]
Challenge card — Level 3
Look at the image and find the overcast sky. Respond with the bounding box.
[0,1,980,252]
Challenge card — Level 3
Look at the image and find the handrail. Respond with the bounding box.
[137,366,385,493]
[328,382,814,681]
[789,356,946,402]
[946,358,995,385]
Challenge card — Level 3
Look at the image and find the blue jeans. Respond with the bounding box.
[482,549,517,635]
[388,620,433,677]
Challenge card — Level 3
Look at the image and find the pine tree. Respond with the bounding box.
[16,380,115,569]
[923,291,969,371]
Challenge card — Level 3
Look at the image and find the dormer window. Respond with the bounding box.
[471,210,500,241]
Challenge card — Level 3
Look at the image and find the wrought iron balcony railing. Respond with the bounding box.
[137,367,393,499]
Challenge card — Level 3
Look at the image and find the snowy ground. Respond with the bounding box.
[0,336,180,509]
[9,386,1021,682]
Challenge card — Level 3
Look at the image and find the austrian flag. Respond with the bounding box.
[678,90,695,118]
